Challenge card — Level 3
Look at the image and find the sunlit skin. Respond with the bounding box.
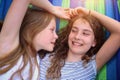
[67,19,96,62]
[33,17,58,51]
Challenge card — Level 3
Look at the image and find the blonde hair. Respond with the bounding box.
[0,8,55,80]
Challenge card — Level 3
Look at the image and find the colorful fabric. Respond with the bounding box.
[0,0,120,80]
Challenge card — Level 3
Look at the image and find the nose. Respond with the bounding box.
[75,33,81,40]
[54,32,58,39]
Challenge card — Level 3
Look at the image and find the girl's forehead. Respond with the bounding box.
[73,19,90,27]
[74,18,88,24]
[72,19,93,32]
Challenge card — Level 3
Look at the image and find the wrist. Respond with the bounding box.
[48,6,56,14]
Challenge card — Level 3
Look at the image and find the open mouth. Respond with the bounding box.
[72,41,83,46]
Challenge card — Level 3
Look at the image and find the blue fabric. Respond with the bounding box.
[113,0,120,80]
[106,0,120,80]
[105,0,114,38]
[117,49,120,80]
[49,0,62,31]
[48,0,53,3]
[0,0,12,20]
[113,0,120,21]
[0,0,4,20]
[105,0,117,80]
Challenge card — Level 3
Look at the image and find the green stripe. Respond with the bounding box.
[61,0,70,8]
[118,0,120,13]
[96,65,107,80]
[85,0,95,10]
[59,0,70,29]
[96,0,105,14]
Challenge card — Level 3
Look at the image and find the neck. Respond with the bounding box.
[66,50,83,62]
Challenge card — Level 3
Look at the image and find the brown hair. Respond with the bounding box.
[46,14,105,79]
[0,8,55,80]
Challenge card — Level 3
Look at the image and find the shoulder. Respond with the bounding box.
[0,56,23,80]
[88,55,97,74]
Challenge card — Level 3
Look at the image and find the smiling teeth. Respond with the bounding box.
[73,42,83,46]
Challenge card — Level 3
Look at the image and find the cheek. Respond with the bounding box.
[68,33,74,40]
[68,35,72,44]
[85,37,95,47]
[33,36,42,46]
[33,33,48,45]
[68,35,74,49]
[39,36,51,44]
[42,34,54,46]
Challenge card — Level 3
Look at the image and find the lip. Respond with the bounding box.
[72,41,83,46]
[51,42,55,45]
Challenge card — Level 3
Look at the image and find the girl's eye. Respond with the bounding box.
[83,32,90,36]
[51,29,54,31]
[71,29,77,33]
[50,28,55,32]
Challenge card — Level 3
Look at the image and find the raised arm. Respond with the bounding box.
[71,7,120,71]
[90,10,120,71]
[0,0,31,58]
[31,0,70,19]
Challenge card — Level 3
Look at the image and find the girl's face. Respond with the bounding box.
[68,19,96,56]
[33,17,58,51]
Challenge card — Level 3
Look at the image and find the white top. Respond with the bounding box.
[0,55,40,80]
[40,54,97,80]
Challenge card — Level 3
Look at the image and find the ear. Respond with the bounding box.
[92,39,96,47]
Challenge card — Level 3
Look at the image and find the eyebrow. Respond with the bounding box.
[72,26,93,33]
[72,26,78,29]
[83,29,93,33]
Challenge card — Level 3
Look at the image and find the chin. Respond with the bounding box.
[47,48,53,52]
[44,45,54,52]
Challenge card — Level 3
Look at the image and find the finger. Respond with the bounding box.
[71,9,78,17]
[73,9,79,15]
[70,9,75,16]
[69,9,75,18]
